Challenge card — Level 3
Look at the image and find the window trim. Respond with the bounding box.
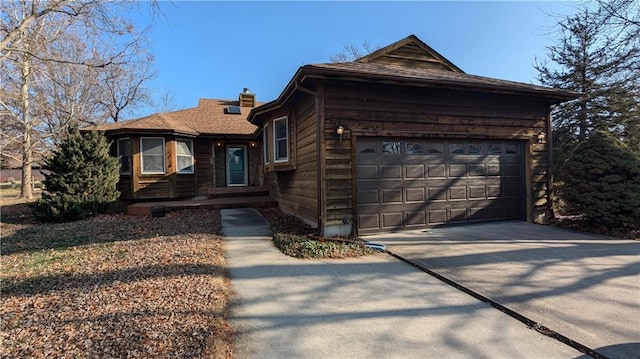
[263,123,270,166]
[117,137,131,175]
[273,116,289,163]
[140,137,166,175]
[176,138,194,174]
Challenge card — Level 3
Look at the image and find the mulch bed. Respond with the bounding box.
[1,209,233,359]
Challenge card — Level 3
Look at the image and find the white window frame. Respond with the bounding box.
[273,116,289,163]
[140,137,165,174]
[176,139,194,174]
[263,123,270,165]
[117,138,131,175]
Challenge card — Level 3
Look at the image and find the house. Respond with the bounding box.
[92,91,264,200]
[248,35,579,236]
[93,35,579,236]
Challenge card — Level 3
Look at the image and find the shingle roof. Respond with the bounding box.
[92,98,260,136]
[305,62,580,100]
[249,35,581,124]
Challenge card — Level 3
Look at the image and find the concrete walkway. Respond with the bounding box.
[222,209,582,358]
[364,221,640,359]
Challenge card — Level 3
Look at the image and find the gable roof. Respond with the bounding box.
[249,35,581,124]
[92,98,260,137]
[355,34,464,73]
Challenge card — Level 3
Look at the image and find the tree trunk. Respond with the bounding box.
[19,54,33,200]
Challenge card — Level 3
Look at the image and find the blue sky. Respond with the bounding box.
[131,1,580,118]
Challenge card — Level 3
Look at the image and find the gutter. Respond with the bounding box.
[293,81,324,233]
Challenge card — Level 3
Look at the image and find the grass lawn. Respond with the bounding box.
[1,192,233,358]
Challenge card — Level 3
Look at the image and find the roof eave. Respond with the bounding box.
[100,128,199,137]
[301,66,582,103]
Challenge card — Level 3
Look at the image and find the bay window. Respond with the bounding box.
[141,137,165,174]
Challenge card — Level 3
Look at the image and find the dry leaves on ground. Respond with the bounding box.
[1,209,233,359]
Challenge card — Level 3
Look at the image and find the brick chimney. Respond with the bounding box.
[239,88,256,107]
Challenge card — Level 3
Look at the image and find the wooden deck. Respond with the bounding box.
[127,186,276,215]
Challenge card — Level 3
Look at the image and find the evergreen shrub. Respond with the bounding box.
[31,128,120,222]
[556,130,640,228]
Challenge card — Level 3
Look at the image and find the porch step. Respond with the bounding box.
[127,195,277,216]
[208,186,270,198]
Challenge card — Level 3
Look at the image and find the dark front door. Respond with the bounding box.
[356,138,525,234]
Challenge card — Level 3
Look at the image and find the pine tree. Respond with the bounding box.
[556,130,640,229]
[535,5,640,165]
[31,127,120,222]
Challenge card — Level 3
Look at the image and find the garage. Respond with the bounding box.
[356,137,525,234]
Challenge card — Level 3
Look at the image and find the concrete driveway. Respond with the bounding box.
[364,221,640,359]
[223,209,583,358]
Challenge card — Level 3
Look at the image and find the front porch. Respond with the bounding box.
[127,186,276,215]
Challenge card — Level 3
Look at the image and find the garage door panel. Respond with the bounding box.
[405,165,425,179]
[406,211,427,226]
[357,165,378,179]
[469,186,486,199]
[449,208,468,222]
[428,187,447,201]
[428,165,446,178]
[357,138,524,233]
[469,164,486,177]
[406,188,425,202]
[382,212,403,228]
[487,164,501,176]
[381,165,402,179]
[358,214,380,230]
[428,210,447,224]
[449,187,467,200]
[357,189,379,205]
[448,164,466,177]
[382,189,403,204]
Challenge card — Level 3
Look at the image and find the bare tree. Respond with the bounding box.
[597,0,640,27]
[155,87,179,113]
[329,40,380,63]
[1,0,159,199]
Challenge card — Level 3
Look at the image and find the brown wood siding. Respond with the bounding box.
[177,174,196,197]
[248,143,263,186]
[116,177,133,199]
[137,176,171,199]
[322,82,552,230]
[214,145,226,187]
[266,96,318,226]
[369,43,454,71]
[195,139,212,195]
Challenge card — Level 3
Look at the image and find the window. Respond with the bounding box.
[405,142,423,154]
[176,139,194,174]
[140,137,165,174]
[117,138,131,174]
[427,142,444,154]
[273,117,288,162]
[382,142,401,154]
[468,143,484,155]
[263,123,270,165]
[449,143,465,155]
[357,141,376,154]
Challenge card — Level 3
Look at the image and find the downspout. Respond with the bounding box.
[294,81,324,233]
[547,107,554,220]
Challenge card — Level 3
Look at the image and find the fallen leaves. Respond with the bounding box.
[1,209,233,359]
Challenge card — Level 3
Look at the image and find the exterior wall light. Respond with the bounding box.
[249,142,257,147]
[537,131,547,144]
[216,141,224,147]
[336,125,345,141]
